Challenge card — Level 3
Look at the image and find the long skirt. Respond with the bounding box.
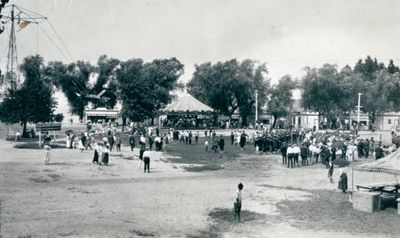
[102,153,109,165]
[92,150,99,163]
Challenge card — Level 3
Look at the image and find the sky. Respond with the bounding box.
[1,0,400,119]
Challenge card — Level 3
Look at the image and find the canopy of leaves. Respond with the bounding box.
[0,55,56,135]
[187,59,269,125]
[267,75,297,128]
[117,58,184,122]
[45,55,119,119]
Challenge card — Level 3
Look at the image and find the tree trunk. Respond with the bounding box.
[22,121,28,138]
[150,117,154,126]
[369,111,376,131]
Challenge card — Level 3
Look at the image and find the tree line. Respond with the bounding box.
[1,54,399,136]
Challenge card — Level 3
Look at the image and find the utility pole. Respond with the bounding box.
[356,93,363,134]
[255,89,258,128]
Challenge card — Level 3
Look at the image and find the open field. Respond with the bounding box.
[0,131,399,237]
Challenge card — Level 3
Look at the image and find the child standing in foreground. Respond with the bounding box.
[234,183,244,222]
[204,139,209,152]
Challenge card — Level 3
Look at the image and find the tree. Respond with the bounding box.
[92,55,120,109]
[0,55,56,137]
[187,59,269,126]
[45,60,95,119]
[117,58,184,123]
[267,75,297,129]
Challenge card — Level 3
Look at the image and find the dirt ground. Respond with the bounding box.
[0,135,399,238]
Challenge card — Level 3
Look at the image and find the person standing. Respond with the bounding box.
[328,159,334,183]
[195,131,199,144]
[375,143,384,160]
[102,145,110,166]
[129,132,136,151]
[92,143,100,164]
[189,131,193,144]
[293,144,300,166]
[287,144,294,169]
[66,133,71,149]
[143,148,151,173]
[300,143,308,166]
[240,132,247,151]
[44,132,52,165]
[230,131,235,146]
[148,134,154,151]
[218,135,225,153]
[108,133,114,152]
[115,134,122,152]
[338,168,348,193]
[204,139,209,152]
[234,183,244,222]
[280,142,288,164]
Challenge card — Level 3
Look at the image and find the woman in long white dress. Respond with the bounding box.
[66,134,71,149]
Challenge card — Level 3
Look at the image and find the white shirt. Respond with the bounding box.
[292,146,300,154]
[287,147,294,155]
[143,151,150,158]
[235,190,242,203]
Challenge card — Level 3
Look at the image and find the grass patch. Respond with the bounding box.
[129,230,155,237]
[183,164,224,172]
[165,136,256,165]
[14,143,66,149]
[276,189,400,236]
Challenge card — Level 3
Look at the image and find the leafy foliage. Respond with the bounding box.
[187,59,269,125]
[0,55,56,136]
[117,58,184,122]
[267,75,297,129]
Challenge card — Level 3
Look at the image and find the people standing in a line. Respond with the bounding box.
[102,145,110,166]
[115,134,122,152]
[143,148,151,173]
[129,132,136,151]
[338,168,348,193]
[328,159,334,183]
[287,144,294,169]
[234,183,244,222]
[44,132,52,165]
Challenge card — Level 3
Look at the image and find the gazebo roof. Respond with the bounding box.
[163,93,213,113]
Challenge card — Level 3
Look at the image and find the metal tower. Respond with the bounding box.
[1,4,47,92]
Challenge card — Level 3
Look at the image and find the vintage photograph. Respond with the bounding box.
[0,0,400,237]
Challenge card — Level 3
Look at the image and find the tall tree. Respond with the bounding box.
[267,75,297,129]
[187,59,269,126]
[0,55,56,137]
[117,58,184,123]
[45,60,94,119]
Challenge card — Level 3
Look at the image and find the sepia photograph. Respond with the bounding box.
[0,0,400,237]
